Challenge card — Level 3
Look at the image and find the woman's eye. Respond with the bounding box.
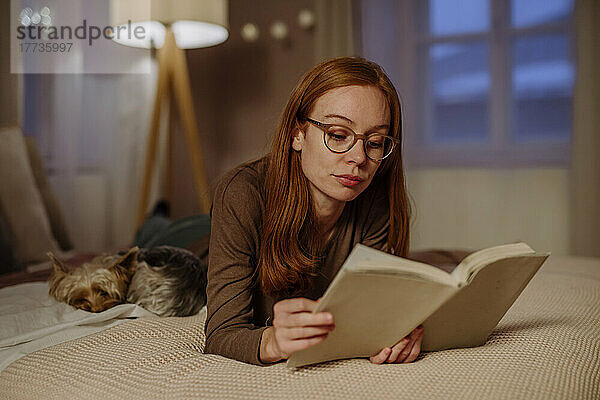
[327,129,351,141]
[367,140,384,149]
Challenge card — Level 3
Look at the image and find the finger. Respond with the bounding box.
[284,334,329,356]
[385,337,410,363]
[274,298,319,314]
[284,325,335,340]
[402,330,424,363]
[278,311,334,328]
[370,347,391,364]
[397,328,422,363]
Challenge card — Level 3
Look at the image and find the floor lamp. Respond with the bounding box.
[110,0,229,228]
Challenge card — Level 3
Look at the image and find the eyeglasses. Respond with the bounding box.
[306,118,399,161]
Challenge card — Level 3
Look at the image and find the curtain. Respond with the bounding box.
[313,0,362,62]
[21,0,156,252]
[570,0,600,256]
[24,71,155,253]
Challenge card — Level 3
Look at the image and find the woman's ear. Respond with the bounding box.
[292,126,304,151]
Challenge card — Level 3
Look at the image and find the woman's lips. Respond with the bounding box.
[334,174,364,187]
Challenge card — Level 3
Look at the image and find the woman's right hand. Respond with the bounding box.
[260,297,335,363]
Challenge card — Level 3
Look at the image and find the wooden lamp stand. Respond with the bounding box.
[136,27,210,228]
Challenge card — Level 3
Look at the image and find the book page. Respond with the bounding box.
[451,242,535,284]
[344,244,456,286]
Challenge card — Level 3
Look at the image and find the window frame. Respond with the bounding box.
[397,0,575,168]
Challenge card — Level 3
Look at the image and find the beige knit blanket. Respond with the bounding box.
[0,256,598,399]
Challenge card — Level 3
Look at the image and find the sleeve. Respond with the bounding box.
[203,170,270,365]
[359,181,390,252]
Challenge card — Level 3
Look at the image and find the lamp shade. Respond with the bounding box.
[110,0,228,49]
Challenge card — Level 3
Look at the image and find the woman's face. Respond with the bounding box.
[293,85,391,209]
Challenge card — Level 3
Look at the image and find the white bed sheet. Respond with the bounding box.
[0,282,155,371]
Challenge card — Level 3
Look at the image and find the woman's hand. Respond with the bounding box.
[369,325,424,364]
[260,297,335,363]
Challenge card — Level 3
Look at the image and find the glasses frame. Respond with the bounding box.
[305,118,400,161]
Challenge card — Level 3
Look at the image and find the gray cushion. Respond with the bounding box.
[0,126,59,265]
[24,136,73,251]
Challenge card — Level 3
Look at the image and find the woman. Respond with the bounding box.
[204,57,423,366]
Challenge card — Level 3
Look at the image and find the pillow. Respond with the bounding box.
[24,137,73,251]
[0,127,59,265]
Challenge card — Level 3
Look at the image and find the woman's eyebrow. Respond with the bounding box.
[323,114,389,131]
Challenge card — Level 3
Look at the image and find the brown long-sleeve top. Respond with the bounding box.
[204,156,390,365]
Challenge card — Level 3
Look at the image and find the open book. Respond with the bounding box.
[287,242,549,368]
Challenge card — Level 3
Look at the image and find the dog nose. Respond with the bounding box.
[90,303,103,313]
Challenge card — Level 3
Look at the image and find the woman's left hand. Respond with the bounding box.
[369,325,424,364]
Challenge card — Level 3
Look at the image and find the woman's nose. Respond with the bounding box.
[345,139,367,165]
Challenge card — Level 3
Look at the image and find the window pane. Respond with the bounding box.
[429,42,490,143]
[511,34,574,142]
[429,0,489,35]
[511,0,574,28]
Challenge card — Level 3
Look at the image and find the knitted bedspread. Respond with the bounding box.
[1,256,599,399]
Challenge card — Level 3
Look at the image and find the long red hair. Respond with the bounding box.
[259,57,411,296]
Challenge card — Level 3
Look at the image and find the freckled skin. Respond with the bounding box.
[292,85,390,216]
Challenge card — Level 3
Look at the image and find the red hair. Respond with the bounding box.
[259,57,411,296]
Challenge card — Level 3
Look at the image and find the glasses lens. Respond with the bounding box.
[324,126,355,152]
[365,135,394,160]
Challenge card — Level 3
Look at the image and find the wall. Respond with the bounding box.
[406,169,570,254]
[170,0,316,218]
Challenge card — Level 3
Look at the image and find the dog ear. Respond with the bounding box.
[47,252,68,274]
[114,247,139,272]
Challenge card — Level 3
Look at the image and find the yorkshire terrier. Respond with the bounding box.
[47,246,207,317]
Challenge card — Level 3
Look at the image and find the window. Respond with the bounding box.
[399,0,575,166]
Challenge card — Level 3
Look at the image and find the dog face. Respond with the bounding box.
[47,248,138,313]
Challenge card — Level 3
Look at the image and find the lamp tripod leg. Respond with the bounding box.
[136,28,211,232]
[136,43,171,229]
[170,43,211,213]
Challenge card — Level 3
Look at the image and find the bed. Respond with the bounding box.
[0,255,598,399]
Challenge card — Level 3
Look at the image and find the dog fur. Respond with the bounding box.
[48,246,207,317]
